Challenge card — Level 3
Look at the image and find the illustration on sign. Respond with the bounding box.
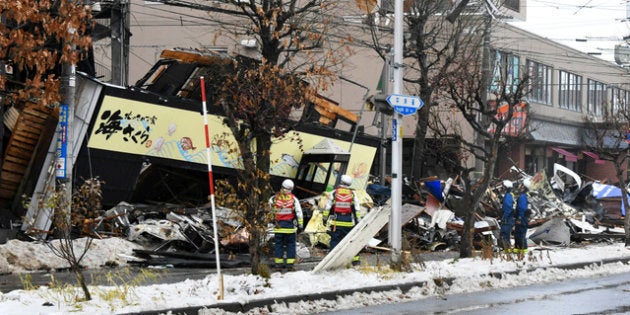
[87,95,378,189]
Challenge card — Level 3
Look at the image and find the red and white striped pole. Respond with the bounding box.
[200,76,224,300]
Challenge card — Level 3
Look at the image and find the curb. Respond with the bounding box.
[119,256,630,315]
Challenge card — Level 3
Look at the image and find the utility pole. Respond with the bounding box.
[377,56,391,186]
[111,0,130,86]
[390,0,404,264]
[56,30,77,226]
[475,9,493,179]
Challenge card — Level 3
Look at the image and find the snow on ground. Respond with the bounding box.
[0,237,144,274]
[0,238,630,314]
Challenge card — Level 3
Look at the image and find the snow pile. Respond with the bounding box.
[0,237,144,274]
[1,241,630,314]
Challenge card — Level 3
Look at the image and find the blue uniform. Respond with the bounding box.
[514,191,530,253]
[500,190,515,250]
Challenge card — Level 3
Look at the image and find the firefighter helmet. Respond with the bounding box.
[341,174,353,186]
[282,179,294,191]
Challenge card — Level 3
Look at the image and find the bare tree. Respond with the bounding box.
[427,19,531,257]
[364,0,492,180]
[215,61,314,274]
[582,105,630,246]
[41,178,105,301]
[151,0,357,274]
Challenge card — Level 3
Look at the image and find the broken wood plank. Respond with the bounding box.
[314,105,337,120]
[313,204,391,272]
[160,49,229,66]
[308,94,359,123]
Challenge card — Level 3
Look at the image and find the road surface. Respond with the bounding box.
[322,271,630,314]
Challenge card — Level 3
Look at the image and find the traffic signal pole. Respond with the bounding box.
[390,0,404,264]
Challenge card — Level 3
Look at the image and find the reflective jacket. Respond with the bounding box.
[324,185,361,227]
[269,191,303,233]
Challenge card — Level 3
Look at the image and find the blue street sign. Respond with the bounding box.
[55,104,69,179]
[392,118,397,141]
[386,94,424,116]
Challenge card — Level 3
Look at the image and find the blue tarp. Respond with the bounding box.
[591,182,630,216]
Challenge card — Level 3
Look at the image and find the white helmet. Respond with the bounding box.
[522,178,531,189]
[282,179,294,191]
[503,180,513,189]
[341,174,352,186]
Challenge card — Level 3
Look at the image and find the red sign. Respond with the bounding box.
[487,101,528,137]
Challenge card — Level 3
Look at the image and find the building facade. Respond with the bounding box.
[91,0,630,183]
[490,23,630,182]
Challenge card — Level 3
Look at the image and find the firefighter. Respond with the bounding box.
[499,180,515,252]
[514,178,532,258]
[269,179,303,271]
[323,174,362,266]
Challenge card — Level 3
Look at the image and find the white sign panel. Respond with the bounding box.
[386,94,424,116]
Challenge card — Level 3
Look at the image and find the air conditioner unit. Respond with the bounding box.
[614,44,630,65]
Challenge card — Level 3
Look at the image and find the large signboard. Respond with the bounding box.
[87,95,377,188]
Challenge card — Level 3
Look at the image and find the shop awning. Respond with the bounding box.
[530,121,581,146]
[551,147,578,162]
[582,151,606,164]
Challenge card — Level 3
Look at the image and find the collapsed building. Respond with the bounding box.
[53,159,625,269]
[1,46,628,269]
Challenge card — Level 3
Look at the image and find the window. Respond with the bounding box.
[526,60,552,105]
[558,70,582,111]
[490,50,520,96]
[610,87,628,112]
[587,79,606,116]
[504,0,520,12]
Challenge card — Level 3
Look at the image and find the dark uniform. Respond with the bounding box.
[269,184,303,270]
[500,181,515,252]
[324,176,362,265]
[514,181,531,256]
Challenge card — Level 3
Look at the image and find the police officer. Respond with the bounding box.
[269,179,303,271]
[514,178,531,258]
[324,174,362,265]
[499,180,515,252]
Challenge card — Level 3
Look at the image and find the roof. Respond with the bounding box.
[303,138,350,155]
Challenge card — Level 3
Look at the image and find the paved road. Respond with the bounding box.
[321,271,630,314]
[0,250,458,293]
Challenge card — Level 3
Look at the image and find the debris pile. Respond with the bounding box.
[8,163,627,270]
